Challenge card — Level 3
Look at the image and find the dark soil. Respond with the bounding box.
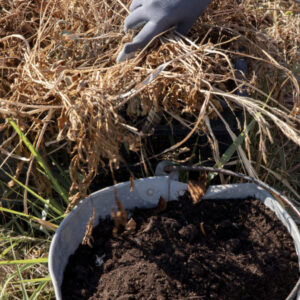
[61,195,299,300]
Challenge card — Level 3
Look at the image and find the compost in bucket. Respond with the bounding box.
[61,194,299,300]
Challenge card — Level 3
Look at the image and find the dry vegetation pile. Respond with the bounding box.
[0,0,299,208]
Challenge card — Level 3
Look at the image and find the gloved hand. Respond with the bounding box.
[116,0,211,63]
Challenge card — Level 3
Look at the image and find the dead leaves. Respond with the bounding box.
[112,194,128,237]
[58,107,67,131]
[66,191,82,213]
[200,222,207,238]
[188,173,207,204]
[82,208,95,248]
[111,194,168,237]
[154,197,167,214]
[125,218,137,233]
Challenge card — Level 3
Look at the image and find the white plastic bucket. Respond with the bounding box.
[49,178,300,299]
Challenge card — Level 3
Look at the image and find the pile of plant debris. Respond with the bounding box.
[0,0,299,208]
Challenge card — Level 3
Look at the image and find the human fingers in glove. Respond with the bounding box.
[117,0,211,63]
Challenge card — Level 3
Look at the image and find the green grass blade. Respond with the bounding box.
[49,214,68,223]
[0,257,48,265]
[0,206,33,219]
[29,199,57,221]
[11,240,29,300]
[208,118,256,181]
[208,89,273,181]
[12,276,51,284]
[0,236,46,243]
[0,264,34,298]
[16,262,30,300]
[5,218,26,235]
[49,155,72,187]
[0,207,59,232]
[0,166,64,215]
[29,281,49,300]
[0,241,21,259]
[8,118,69,204]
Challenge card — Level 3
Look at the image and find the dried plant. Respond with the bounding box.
[0,0,299,208]
[82,207,95,248]
[188,172,208,204]
[111,189,128,236]
[154,196,168,213]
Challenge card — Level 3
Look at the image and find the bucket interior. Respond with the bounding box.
[49,180,300,300]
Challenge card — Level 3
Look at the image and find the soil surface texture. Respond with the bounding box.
[61,195,299,300]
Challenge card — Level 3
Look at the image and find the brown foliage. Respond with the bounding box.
[0,0,299,206]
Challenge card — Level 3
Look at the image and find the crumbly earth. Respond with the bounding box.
[61,195,299,300]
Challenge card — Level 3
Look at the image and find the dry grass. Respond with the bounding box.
[0,1,299,297]
[0,228,52,299]
[0,0,299,210]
